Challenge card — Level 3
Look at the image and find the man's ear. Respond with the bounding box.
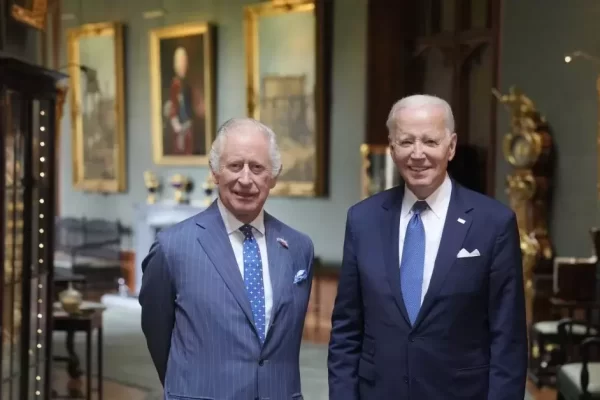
[269,165,282,189]
[209,163,219,184]
[448,132,457,162]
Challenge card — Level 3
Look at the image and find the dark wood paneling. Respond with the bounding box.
[364,0,417,145]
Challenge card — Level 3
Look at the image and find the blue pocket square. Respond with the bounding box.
[293,269,307,284]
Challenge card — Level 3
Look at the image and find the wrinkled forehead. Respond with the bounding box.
[221,130,271,163]
[391,106,447,138]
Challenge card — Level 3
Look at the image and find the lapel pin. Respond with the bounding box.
[457,218,465,224]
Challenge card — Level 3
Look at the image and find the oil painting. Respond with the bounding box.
[67,22,126,193]
[245,0,330,197]
[149,22,215,165]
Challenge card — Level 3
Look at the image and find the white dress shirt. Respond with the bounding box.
[217,199,273,332]
[399,174,452,304]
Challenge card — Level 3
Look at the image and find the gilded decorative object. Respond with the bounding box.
[144,170,161,204]
[58,282,83,314]
[67,22,127,193]
[10,0,49,31]
[170,174,193,204]
[360,143,399,199]
[202,174,216,207]
[495,86,553,324]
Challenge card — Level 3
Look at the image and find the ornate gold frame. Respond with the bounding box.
[67,22,126,193]
[10,0,48,31]
[149,22,215,165]
[360,143,398,199]
[244,0,328,197]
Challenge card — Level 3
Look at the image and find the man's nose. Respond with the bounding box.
[411,142,426,158]
[238,166,252,185]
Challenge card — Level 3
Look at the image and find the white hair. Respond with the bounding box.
[386,94,455,136]
[209,117,282,176]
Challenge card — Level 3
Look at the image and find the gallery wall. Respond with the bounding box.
[495,0,600,257]
[57,0,367,263]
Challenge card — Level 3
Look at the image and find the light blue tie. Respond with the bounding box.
[400,200,428,325]
[240,224,266,342]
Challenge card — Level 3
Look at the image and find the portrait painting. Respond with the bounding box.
[67,22,126,193]
[245,0,330,197]
[149,22,215,165]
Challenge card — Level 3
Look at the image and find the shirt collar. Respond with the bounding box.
[401,173,452,219]
[217,197,265,236]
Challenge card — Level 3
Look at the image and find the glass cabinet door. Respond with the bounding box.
[1,91,54,400]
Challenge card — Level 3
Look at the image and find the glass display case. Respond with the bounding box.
[0,53,65,400]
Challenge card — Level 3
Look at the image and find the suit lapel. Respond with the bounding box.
[382,187,411,325]
[413,182,473,329]
[265,214,294,330]
[194,202,257,336]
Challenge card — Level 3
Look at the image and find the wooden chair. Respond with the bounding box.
[556,318,600,399]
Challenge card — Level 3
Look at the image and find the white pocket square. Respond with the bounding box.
[457,248,480,258]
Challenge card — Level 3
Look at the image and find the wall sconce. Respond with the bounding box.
[563,50,600,200]
[564,50,600,67]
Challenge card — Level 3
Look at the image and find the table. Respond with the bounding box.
[52,301,105,400]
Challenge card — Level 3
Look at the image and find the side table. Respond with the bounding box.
[52,301,105,400]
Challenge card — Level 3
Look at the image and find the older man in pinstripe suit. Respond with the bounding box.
[139,118,315,400]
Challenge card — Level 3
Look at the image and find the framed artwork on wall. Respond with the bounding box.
[149,22,215,165]
[244,0,332,197]
[10,0,49,30]
[66,22,127,193]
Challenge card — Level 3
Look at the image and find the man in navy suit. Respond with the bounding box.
[140,118,314,400]
[328,95,528,399]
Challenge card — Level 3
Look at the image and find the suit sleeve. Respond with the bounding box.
[488,212,528,399]
[328,207,363,400]
[139,238,176,386]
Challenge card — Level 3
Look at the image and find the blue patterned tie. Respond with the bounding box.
[400,200,428,325]
[240,224,266,342]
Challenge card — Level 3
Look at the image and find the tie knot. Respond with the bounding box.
[240,224,254,237]
[412,200,428,215]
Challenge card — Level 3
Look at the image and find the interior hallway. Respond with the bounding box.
[50,297,549,399]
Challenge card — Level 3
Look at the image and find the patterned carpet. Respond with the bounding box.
[51,300,533,400]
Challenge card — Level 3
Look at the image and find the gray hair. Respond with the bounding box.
[386,94,455,136]
[209,117,282,176]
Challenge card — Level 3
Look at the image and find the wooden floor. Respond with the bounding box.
[52,368,148,400]
[528,380,557,400]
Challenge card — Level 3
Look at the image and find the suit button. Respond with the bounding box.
[403,376,408,384]
[258,359,264,366]
[410,338,415,342]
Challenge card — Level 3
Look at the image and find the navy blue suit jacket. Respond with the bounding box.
[139,201,314,400]
[328,181,528,400]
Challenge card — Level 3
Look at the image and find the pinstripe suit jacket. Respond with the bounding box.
[139,201,314,400]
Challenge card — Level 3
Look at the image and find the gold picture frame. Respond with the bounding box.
[10,0,49,31]
[67,22,127,193]
[360,144,400,200]
[149,22,215,165]
[244,0,331,197]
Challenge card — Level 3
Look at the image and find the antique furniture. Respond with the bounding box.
[496,86,554,324]
[52,301,105,400]
[0,53,65,399]
[529,228,599,387]
[54,216,129,291]
[556,318,600,399]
